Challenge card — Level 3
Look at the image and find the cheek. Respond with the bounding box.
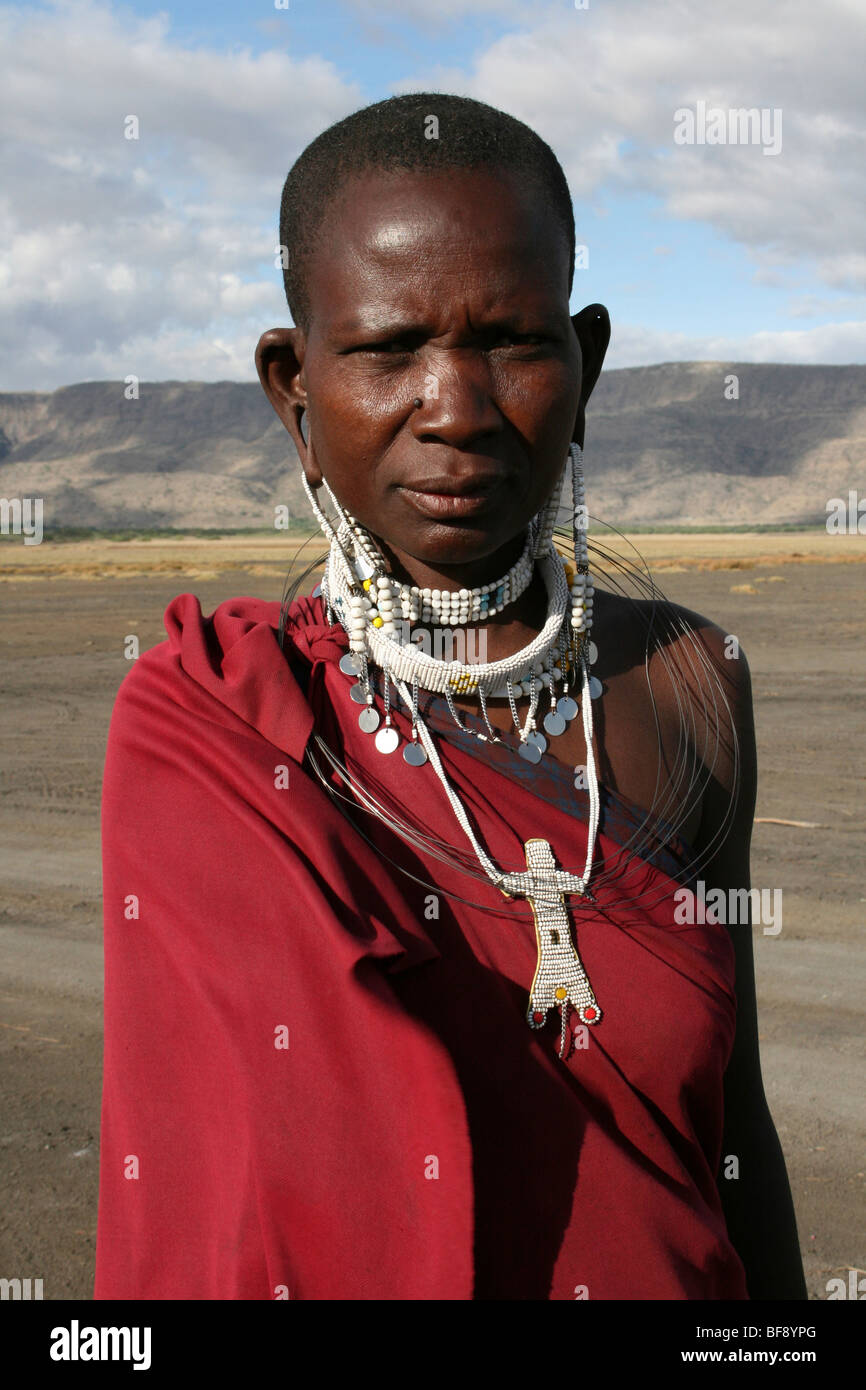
[490,358,577,429]
[321,360,407,417]
[305,371,396,501]
[494,362,578,465]
[317,382,403,470]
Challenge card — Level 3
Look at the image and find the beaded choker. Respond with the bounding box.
[344,516,537,626]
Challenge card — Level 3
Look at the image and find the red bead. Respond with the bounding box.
[583,1006,597,1021]
[532,1011,545,1024]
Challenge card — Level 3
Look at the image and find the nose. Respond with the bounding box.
[411,350,502,448]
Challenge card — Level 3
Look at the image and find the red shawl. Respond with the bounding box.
[94,592,748,1300]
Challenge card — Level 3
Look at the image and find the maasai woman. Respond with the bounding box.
[95,94,806,1300]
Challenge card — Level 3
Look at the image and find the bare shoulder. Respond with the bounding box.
[592,586,757,849]
[596,586,755,745]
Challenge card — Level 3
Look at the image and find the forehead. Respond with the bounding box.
[306,166,571,334]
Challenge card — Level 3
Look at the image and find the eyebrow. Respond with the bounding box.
[331,317,429,339]
[330,309,562,342]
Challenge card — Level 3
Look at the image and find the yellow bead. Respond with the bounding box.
[555,986,567,1001]
[372,616,383,627]
[363,578,371,590]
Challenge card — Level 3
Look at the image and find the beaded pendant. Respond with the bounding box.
[500,838,601,1060]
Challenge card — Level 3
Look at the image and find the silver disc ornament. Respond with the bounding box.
[340,652,360,676]
[358,706,380,733]
[403,740,428,766]
[518,739,542,764]
[543,710,567,737]
[375,725,400,754]
[557,695,578,721]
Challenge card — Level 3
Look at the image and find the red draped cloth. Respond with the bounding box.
[94,592,748,1300]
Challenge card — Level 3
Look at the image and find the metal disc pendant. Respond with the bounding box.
[528,730,547,753]
[375,725,399,754]
[518,739,543,764]
[340,653,360,676]
[350,682,368,704]
[358,707,380,733]
[403,740,427,766]
[312,582,322,598]
[589,675,603,699]
[543,710,567,737]
[557,695,578,721]
[587,640,598,665]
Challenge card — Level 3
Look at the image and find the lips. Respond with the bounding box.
[407,473,502,497]
[397,470,505,520]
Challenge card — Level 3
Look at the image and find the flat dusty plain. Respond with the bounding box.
[1,529,863,1299]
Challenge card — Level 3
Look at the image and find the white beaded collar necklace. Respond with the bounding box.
[345,515,537,626]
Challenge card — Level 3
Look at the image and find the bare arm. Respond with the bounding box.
[691,629,807,1300]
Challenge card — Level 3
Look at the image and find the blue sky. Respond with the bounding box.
[1,0,864,387]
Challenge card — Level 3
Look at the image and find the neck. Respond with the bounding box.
[376,529,527,594]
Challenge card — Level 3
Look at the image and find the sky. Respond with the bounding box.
[1,0,864,389]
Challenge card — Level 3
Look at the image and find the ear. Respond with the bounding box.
[569,304,610,448]
[254,327,322,485]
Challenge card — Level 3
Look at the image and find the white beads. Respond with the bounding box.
[327,535,570,698]
[383,529,536,625]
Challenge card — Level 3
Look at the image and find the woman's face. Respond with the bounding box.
[264,165,584,583]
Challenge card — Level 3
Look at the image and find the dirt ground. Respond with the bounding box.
[0,531,863,1299]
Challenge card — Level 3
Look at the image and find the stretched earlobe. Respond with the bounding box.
[570,303,610,446]
[297,415,325,489]
[255,325,312,466]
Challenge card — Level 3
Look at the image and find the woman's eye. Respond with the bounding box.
[492,334,545,348]
[351,333,549,355]
[357,340,413,355]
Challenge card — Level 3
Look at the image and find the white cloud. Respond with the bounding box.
[394,0,865,291]
[0,0,362,388]
[1,0,864,390]
[607,319,866,368]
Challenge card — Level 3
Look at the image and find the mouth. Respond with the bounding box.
[397,473,504,520]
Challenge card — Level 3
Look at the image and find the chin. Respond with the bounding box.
[399,521,526,570]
